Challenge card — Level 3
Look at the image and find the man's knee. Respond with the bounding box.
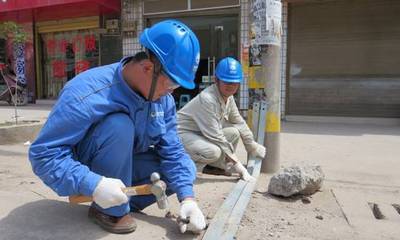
[98,113,134,144]
[190,144,222,164]
[223,127,240,143]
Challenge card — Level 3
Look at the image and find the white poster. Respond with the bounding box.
[251,0,282,46]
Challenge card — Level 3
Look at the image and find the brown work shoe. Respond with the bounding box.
[88,206,137,234]
[202,165,232,176]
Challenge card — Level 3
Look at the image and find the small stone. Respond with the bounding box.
[268,233,274,237]
[301,196,311,204]
[316,215,323,220]
[287,221,294,225]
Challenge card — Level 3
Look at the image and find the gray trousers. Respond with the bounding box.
[179,127,240,172]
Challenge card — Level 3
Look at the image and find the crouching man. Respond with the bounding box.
[29,20,206,234]
[177,57,266,181]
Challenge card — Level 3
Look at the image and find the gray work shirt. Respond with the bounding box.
[177,84,258,162]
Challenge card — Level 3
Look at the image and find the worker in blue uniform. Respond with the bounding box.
[29,20,206,234]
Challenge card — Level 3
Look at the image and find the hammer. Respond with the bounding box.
[69,172,169,210]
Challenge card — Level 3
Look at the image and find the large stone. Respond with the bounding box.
[268,165,325,197]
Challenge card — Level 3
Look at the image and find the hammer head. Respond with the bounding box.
[150,172,169,210]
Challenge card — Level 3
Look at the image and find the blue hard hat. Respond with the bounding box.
[215,57,243,83]
[140,19,200,90]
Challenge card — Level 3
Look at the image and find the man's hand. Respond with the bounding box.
[92,177,129,209]
[233,162,256,182]
[179,199,206,234]
[250,143,266,158]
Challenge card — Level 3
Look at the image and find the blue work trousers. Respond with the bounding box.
[75,112,170,217]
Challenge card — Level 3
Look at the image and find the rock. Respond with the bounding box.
[316,215,323,220]
[301,196,311,204]
[268,165,324,197]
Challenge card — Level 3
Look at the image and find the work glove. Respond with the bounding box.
[179,199,206,234]
[233,162,256,182]
[92,177,129,209]
[250,143,266,158]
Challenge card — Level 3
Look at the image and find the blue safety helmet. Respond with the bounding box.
[139,19,200,90]
[215,57,243,83]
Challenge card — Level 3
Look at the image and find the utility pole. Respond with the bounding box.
[250,0,282,173]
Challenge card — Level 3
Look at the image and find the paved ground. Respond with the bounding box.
[237,122,400,240]
[0,100,54,124]
[0,102,399,239]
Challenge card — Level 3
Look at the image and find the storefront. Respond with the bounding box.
[36,17,101,98]
[0,0,122,100]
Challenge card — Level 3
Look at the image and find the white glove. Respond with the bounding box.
[250,143,266,158]
[92,177,129,209]
[179,199,206,234]
[233,162,256,182]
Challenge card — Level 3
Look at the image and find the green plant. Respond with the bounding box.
[0,21,28,44]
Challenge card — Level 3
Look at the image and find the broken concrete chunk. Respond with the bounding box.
[268,165,324,197]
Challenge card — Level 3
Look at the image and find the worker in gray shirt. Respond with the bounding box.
[177,57,266,181]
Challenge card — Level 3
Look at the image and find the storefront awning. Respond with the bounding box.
[0,0,120,22]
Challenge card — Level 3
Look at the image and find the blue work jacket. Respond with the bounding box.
[29,58,196,201]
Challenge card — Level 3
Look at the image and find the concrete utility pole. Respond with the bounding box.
[261,44,281,173]
[250,0,282,173]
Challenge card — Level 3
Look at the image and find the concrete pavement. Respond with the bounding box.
[1,102,400,239]
[0,100,54,124]
[237,121,400,240]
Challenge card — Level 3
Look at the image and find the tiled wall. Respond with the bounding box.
[239,0,250,115]
[281,1,288,119]
[122,0,143,57]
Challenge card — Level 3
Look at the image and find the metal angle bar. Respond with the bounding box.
[202,102,265,240]
[252,102,260,141]
[221,158,262,240]
[257,100,267,144]
[202,181,247,240]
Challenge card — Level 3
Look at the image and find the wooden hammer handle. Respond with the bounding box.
[69,184,152,204]
[69,195,93,204]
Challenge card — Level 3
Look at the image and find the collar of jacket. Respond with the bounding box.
[115,56,147,104]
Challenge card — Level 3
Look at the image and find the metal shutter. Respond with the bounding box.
[287,0,400,117]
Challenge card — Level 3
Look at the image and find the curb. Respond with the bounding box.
[0,121,44,145]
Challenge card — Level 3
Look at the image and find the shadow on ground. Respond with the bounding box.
[133,213,201,240]
[0,200,108,240]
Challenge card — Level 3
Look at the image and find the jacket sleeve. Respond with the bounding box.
[193,94,239,162]
[156,97,196,201]
[29,89,102,197]
[227,98,259,153]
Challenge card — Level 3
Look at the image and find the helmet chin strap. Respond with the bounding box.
[147,70,159,101]
[145,48,163,101]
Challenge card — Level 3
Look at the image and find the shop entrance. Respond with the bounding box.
[148,15,239,109]
[39,29,99,98]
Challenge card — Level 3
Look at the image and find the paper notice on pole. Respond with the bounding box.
[251,0,282,46]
